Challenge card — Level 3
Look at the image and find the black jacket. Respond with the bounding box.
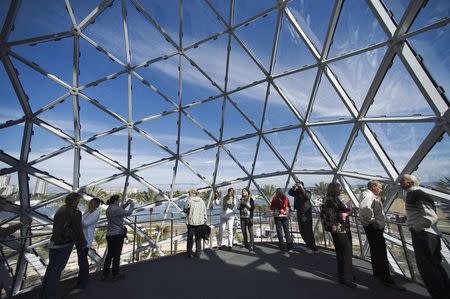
[51,205,86,247]
[289,186,312,213]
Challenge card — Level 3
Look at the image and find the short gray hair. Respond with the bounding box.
[367,180,382,190]
[402,174,420,187]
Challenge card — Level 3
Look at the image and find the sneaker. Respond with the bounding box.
[305,249,314,254]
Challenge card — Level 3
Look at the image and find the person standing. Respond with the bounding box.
[400,175,450,299]
[70,197,103,294]
[323,182,356,288]
[215,188,236,251]
[359,181,405,291]
[238,188,255,252]
[270,188,292,251]
[184,189,207,258]
[289,181,318,253]
[40,193,86,299]
[102,195,135,281]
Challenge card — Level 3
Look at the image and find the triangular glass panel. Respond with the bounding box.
[227,37,267,92]
[134,160,175,193]
[310,123,353,164]
[78,96,126,141]
[13,37,73,85]
[287,0,335,52]
[383,0,409,24]
[369,122,434,173]
[208,0,230,22]
[293,130,331,170]
[136,112,179,154]
[223,136,259,174]
[234,10,277,71]
[137,0,179,46]
[127,0,176,66]
[29,124,71,162]
[273,67,317,118]
[342,130,389,177]
[70,1,102,24]
[181,147,218,184]
[263,128,301,167]
[174,161,209,191]
[38,97,75,137]
[0,64,23,123]
[184,33,228,90]
[82,175,127,199]
[183,0,226,47]
[131,130,173,169]
[82,72,129,119]
[367,56,434,117]
[222,98,257,140]
[0,124,23,160]
[179,113,215,154]
[12,57,69,112]
[84,130,129,168]
[8,0,71,42]
[410,0,450,32]
[78,37,124,86]
[227,82,267,128]
[413,133,450,194]
[309,74,353,122]
[328,0,387,58]
[328,46,387,110]
[79,149,123,187]
[253,138,288,176]
[28,174,69,206]
[132,76,176,123]
[274,15,317,75]
[33,149,74,185]
[263,86,301,130]
[183,98,222,140]
[215,148,249,184]
[408,28,449,99]
[137,55,180,104]
[83,1,126,63]
[182,56,221,105]
[233,0,275,25]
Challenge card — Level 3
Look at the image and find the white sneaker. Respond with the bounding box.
[305,249,314,254]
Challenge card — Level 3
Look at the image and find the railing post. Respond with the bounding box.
[170,213,174,255]
[259,212,263,243]
[398,223,417,281]
[353,214,364,259]
[132,215,137,263]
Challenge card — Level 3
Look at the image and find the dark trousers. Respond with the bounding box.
[187,225,202,255]
[331,232,353,283]
[297,209,317,250]
[274,217,292,249]
[411,230,450,299]
[40,244,73,299]
[76,246,89,288]
[240,218,254,248]
[103,234,125,277]
[364,225,392,282]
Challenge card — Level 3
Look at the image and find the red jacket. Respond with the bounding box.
[270,195,290,217]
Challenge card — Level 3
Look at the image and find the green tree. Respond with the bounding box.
[93,230,107,250]
[312,182,328,199]
[434,177,450,193]
[134,189,160,204]
[259,184,277,201]
[84,185,109,201]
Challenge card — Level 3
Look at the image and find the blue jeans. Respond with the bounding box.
[76,246,89,288]
[40,244,73,299]
[274,217,292,249]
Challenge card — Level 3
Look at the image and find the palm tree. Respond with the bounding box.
[84,185,109,201]
[434,177,450,193]
[259,184,277,201]
[312,182,328,200]
[134,189,160,204]
[93,230,107,250]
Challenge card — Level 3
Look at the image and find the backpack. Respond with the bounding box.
[320,200,337,232]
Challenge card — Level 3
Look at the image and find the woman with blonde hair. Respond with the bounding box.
[215,188,236,251]
[238,188,255,251]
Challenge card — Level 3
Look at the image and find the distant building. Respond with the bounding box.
[0,174,11,187]
[33,178,48,195]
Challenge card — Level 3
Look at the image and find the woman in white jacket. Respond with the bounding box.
[215,188,236,251]
[73,197,102,293]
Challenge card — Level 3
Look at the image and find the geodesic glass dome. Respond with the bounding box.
[0,0,449,295]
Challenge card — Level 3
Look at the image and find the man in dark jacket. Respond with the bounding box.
[40,193,86,299]
[289,181,318,253]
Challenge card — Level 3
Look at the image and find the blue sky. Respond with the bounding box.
[0,0,449,192]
